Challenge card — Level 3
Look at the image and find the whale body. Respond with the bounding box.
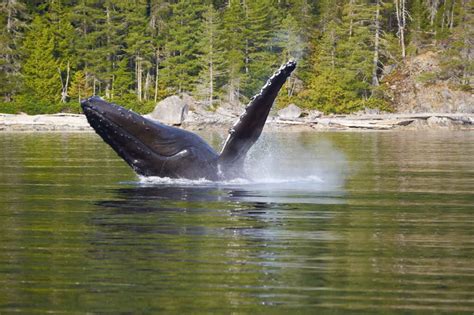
[81,60,296,180]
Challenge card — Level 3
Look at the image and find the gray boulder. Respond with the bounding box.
[215,105,239,118]
[277,104,302,120]
[217,102,245,117]
[305,110,323,121]
[181,93,197,110]
[427,116,453,127]
[150,95,188,125]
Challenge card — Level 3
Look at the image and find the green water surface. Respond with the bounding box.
[0,131,473,314]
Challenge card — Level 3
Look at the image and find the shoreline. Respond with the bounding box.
[0,112,472,132]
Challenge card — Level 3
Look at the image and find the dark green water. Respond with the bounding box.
[0,131,473,314]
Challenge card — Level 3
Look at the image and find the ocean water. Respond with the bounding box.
[0,131,472,313]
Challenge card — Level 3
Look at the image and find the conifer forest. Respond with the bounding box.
[0,0,472,114]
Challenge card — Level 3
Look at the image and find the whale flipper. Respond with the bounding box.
[81,60,296,180]
[218,60,296,175]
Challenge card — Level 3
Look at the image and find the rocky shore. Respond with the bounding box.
[0,111,472,132]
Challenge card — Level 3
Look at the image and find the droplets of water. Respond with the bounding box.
[137,133,348,195]
[138,176,216,186]
[243,133,348,192]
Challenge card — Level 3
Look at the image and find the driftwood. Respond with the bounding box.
[271,113,473,130]
[0,112,472,132]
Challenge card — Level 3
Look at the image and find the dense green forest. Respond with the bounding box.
[0,0,472,114]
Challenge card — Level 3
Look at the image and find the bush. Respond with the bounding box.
[0,102,18,114]
[417,72,438,85]
[111,94,156,114]
[61,101,82,113]
[0,96,84,115]
[0,94,158,116]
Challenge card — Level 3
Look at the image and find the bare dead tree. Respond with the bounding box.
[394,0,407,59]
[372,0,381,86]
[59,61,70,103]
[136,55,142,101]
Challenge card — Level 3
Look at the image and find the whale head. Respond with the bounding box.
[81,96,219,179]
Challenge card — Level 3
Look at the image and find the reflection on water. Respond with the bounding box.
[0,131,473,313]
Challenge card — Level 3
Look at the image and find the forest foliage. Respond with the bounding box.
[0,0,472,114]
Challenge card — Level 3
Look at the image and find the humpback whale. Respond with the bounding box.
[81,60,296,180]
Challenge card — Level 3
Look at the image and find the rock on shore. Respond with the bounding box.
[384,52,474,113]
[149,95,189,125]
[277,104,302,120]
[0,111,472,132]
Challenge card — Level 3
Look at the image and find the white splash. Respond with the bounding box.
[243,133,349,192]
[137,133,348,193]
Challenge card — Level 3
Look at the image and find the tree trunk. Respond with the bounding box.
[395,0,407,59]
[111,72,114,100]
[136,56,142,101]
[449,0,455,29]
[209,9,214,107]
[229,80,234,104]
[106,5,112,99]
[401,0,407,58]
[6,0,12,33]
[59,61,70,103]
[372,0,381,87]
[330,29,336,69]
[425,0,440,39]
[210,58,214,106]
[105,84,111,99]
[244,3,249,75]
[154,50,160,103]
[144,71,151,101]
[461,0,471,85]
[348,0,355,37]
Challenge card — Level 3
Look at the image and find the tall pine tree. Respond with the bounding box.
[22,16,61,108]
[0,0,27,102]
[196,3,221,107]
[161,0,206,94]
[218,0,246,104]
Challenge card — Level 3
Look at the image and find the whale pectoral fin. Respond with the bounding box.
[218,60,296,168]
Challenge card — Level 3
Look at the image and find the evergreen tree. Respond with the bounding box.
[47,1,77,103]
[407,0,429,55]
[196,3,221,107]
[244,0,280,97]
[339,0,376,97]
[303,0,348,112]
[303,0,389,113]
[69,70,92,103]
[0,0,27,101]
[70,0,103,95]
[148,0,172,103]
[161,0,206,94]
[22,16,61,105]
[78,0,124,98]
[0,0,471,114]
[113,57,134,98]
[438,0,473,87]
[121,0,154,102]
[218,0,246,104]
